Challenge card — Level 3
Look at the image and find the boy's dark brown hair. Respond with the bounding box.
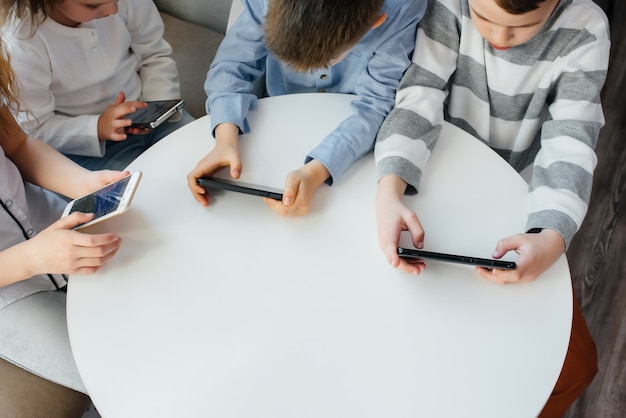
[264,0,384,71]
[495,0,548,14]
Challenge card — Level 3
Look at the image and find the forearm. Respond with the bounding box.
[0,242,37,288]
[29,113,104,157]
[1,106,85,197]
[9,136,89,199]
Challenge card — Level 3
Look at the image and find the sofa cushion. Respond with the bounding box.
[154,0,230,34]
[0,290,88,393]
[161,12,224,118]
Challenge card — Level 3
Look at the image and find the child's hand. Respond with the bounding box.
[476,229,565,284]
[375,175,425,275]
[187,123,242,206]
[26,212,122,276]
[75,169,131,199]
[97,91,148,141]
[263,160,329,216]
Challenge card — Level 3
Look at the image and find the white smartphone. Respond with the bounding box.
[62,171,142,230]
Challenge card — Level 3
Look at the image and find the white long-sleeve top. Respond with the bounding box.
[4,0,180,157]
[375,0,610,247]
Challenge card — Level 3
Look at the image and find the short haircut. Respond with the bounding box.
[495,0,548,14]
[264,0,384,71]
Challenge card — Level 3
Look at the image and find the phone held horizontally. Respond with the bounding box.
[197,177,284,201]
[397,247,516,270]
[62,171,142,230]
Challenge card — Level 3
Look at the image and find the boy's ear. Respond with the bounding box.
[372,13,387,29]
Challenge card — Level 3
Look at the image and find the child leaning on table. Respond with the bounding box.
[0,31,127,406]
[187,0,426,216]
[0,0,193,171]
[374,0,609,416]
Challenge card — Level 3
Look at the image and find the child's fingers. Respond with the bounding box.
[124,100,147,109]
[191,186,210,206]
[56,212,95,230]
[398,257,426,275]
[264,197,293,216]
[491,234,522,258]
[112,91,126,105]
[194,191,210,206]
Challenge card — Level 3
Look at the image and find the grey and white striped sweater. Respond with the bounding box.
[375,0,610,247]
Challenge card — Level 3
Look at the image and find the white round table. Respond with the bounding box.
[67,93,572,418]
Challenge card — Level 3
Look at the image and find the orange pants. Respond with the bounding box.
[538,289,598,417]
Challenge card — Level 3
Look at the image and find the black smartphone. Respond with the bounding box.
[197,177,284,201]
[128,99,185,129]
[396,247,516,270]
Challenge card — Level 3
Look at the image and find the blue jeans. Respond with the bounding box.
[65,110,195,171]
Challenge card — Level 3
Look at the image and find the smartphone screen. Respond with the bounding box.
[197,177,284,200]
[68,177,129,217]
[397,247,516,270]
[63,171,142,229]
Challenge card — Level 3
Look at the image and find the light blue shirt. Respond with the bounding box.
[205,0,426,183]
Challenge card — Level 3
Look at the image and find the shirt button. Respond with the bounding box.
[26,229,35,236]
[320,74,328,80]
[4,199,12,207]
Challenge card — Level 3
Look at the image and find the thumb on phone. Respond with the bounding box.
[58,212,95,230]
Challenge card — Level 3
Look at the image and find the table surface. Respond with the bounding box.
[67,93,572,418]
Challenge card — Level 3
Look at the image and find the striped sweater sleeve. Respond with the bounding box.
[524,1,610,246]
[375,0,459,194]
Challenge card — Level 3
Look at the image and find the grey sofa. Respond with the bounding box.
[156,0,229,118]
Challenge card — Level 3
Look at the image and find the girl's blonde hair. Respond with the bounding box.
[0,36,19,124]
[0,0,55,25]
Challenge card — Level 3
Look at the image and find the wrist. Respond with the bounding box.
[214,123,240,147]
[96,116,106,141]
[377,174,407,198]
[539,228,566,254]
[303,160,330,186]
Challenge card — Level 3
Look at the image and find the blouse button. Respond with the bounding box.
[26,229,35,236]
[4,199,12,207]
